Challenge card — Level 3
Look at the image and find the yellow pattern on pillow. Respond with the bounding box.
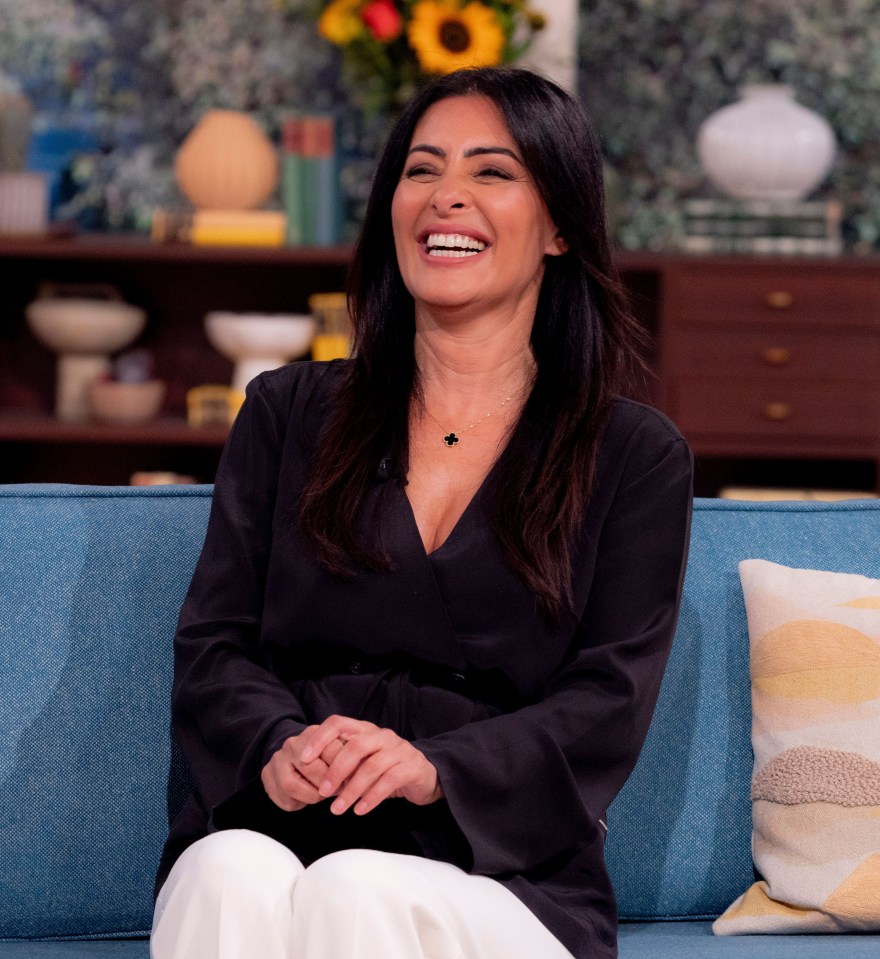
[713,559,880,936]
[839,597,880,609]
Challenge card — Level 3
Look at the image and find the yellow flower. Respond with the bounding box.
[407,0,506,74]
[319,0,365,45]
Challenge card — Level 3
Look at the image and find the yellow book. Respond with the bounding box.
[152,208,287,246]
[191,210,286,247]
[190,225,285,247]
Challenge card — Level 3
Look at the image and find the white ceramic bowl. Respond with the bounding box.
[204,312,316,360]
[87,379,166,424]
[204,312,317,393]
[26,298,146,355]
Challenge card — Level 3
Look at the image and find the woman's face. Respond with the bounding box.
[391,94,565,325]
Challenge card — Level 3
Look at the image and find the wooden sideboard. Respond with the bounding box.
[656,256,879,494]
[0,237,877,492]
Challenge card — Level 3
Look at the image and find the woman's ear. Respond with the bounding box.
[546,232,568,256]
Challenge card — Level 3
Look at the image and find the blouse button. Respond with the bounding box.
[349,659,363,674]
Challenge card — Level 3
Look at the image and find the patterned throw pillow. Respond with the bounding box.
[713,559,880,935]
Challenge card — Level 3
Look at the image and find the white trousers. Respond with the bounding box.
[150,829,574,959]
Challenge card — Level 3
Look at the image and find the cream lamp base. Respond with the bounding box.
[56,354,111,422]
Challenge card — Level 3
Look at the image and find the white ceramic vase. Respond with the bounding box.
[26,298,147,421]
[697,85,836,202]
[204,312,316,394]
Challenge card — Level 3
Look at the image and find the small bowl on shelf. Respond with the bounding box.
[87,379,166,425]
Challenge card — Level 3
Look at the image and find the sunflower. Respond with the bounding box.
[407,0,505,75]
[319,0,365,45]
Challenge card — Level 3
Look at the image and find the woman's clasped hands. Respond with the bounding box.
[261,716,443,816]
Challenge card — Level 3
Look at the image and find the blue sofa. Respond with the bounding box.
[1,485,878,958]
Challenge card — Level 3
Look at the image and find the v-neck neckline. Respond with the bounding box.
[399,460,498,559]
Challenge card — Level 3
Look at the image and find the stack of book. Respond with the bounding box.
[281,115,340,247]
[680,198,843,256]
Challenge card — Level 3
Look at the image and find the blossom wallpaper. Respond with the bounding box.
[0,0,333,231]
[580,0,880,250]
[3,0,880,247]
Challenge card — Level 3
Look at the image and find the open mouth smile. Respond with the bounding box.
[423,232,488,258]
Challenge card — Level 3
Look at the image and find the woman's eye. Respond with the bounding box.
[476,166,514,180]
[404,164,438,180]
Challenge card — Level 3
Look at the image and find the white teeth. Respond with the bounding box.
[426,232,486,254]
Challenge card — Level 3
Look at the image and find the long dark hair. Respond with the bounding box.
[300,67,646,623]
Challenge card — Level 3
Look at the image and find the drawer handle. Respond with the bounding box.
[765,291,794,309]
[763,347,792,366]
[764,402,792,421]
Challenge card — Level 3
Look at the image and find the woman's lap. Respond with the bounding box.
[151,829,573,959]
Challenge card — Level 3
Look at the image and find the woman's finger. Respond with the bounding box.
[350,762,414,815]
[300,715,377,763]
[261,753,322,810]
[318,727,393,800]
[325,734,441,815]
[261,729,341,810]
[283,729,331,788]
[319,737,346,765]
[328,746,398,814]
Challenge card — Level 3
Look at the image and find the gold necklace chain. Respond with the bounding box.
[423,393,519,447]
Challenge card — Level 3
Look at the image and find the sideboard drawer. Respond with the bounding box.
[665,265,880,328]
[672,381,880,442]
[664,328,879,381]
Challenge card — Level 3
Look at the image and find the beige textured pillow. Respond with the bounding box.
[714,559,880,935]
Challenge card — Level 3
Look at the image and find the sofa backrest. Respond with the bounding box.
[0,486,878,938]
[607,497,880,920]
[0,485,212,940]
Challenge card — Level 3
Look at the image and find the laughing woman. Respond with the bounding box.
[151,67,693,959]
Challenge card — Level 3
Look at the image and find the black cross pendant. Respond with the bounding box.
[443,432,460,447]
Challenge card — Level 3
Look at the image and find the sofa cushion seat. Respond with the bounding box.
[618,921,880,958]
[3,924,880,957]
[0,943,148,958]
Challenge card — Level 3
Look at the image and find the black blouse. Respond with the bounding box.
[160,360,693,959]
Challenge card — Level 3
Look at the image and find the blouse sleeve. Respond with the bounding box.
[414,426,693,876]
[172,372,308,815]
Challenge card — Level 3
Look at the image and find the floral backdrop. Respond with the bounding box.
[0,0,330,230]
[3,0,880,247]
[580,0,880,250]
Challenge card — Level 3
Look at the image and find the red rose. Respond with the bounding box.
[361,0,403,41]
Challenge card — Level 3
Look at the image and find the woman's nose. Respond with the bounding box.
[431,176,469,213]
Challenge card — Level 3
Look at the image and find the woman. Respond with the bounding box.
[151,67,693,959]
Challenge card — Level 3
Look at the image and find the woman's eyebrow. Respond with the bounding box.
[407,144,445,157]
[406,144,523,163]
[464,146,522,162]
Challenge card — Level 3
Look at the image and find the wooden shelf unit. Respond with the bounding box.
[0,412,228,446]
[1,235,877,493]
[0,235,351,483]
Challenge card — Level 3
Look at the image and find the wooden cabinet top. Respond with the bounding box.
[0,234,353,265]
[3,234,880,272]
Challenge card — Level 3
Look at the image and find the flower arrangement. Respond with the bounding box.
[317,0,545,114]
